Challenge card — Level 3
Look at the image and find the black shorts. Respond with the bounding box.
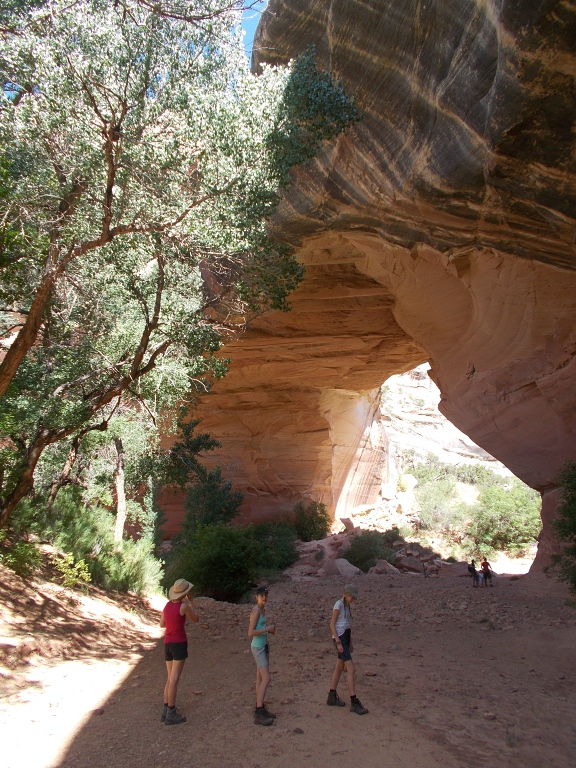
[164,641,188,661]
[334,628,352,662]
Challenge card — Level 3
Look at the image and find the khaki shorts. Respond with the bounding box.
[251,643,269,668]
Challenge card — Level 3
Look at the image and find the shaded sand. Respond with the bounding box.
[1,565,575,768]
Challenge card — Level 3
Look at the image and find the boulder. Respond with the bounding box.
[323,557,362,578]
[438,561,473,578]
[395,555,425,573]
[369,559,400,576]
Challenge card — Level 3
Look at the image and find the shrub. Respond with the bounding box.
[464,480,541,556]
[50,552,91,589]
[166,523,259,602]
[415,478,459,532]
[554,461,576,594]
[99,537,163,594]
[344,530,397,573]
[183,466,244,534]
[249,521,299,572]
[49,487,162,594]
[0,531,42,578]
[293,500,331,542]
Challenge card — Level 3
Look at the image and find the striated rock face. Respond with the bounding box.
[163,1,576,567]
[254,0,576,267]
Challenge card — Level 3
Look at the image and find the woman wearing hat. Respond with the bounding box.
[160,578,198,725]
[327,583,369,715]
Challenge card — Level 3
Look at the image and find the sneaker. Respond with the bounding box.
[165,707,186,725]
[350,697,369,715]
[327,690,346,707]
[254,707,274,726]
[261,706,276,719]
[161,704,168,722]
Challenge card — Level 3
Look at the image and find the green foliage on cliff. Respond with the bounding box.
[406,452,541,557]
[554,461,576,593]
[293,500,331,541]
[465,481,542,557]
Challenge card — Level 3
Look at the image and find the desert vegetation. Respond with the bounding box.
[554,461,576,593]
[0,1,359,593]
[402,451,542,559]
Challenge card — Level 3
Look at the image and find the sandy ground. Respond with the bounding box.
[1,563,576,768]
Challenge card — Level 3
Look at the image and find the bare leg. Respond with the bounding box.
[165,659,186,707]
[256,666,271,708]
[344,659,356,697]
[330,658,344,691]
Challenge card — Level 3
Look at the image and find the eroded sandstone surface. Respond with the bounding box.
[162,1,576,568]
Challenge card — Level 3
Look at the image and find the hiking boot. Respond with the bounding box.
[327,690,346,707]
[261,705,276,719]
[254,707,274,726]
[161,704,168,722]
[350,697,369,715]
[165,707,186,725]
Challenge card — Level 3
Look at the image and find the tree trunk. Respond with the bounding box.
[113,437,127,542]
[0,270,57,399]
[46,434,82,510]
[0,429,54,529]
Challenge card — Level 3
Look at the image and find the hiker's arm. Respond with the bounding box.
[183,595,199,623]
[330,608,342,649]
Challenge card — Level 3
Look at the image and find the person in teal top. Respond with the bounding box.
[248,586,276,726]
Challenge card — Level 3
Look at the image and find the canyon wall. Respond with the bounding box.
[164,1,576,568]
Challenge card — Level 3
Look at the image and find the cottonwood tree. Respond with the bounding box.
[0,0,360,527]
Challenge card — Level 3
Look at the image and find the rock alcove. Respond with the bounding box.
[161,0,576,571]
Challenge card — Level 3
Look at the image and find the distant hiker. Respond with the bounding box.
[327,584,369,715]
[160,578,199,725]
[481,557,493,587]
[248,585,276,726]
[468,559,480,587]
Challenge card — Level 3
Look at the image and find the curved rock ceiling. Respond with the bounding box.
[164,0,576,569]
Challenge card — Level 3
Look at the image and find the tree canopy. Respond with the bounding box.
[0,0,360,527]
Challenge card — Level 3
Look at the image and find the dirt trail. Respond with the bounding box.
[1,565,575,768]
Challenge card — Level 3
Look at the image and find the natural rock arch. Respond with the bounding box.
[162,0,576,570]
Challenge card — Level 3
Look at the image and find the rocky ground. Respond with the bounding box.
[2,563,576,768]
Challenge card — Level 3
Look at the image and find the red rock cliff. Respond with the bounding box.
[163,1,576,569]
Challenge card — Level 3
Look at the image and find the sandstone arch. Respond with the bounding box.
[163,1,576,570]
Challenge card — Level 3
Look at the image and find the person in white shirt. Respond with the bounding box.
[327,584,368,715]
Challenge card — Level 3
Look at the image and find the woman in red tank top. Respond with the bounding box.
[160,579,198,725]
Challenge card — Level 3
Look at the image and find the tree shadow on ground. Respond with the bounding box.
[0,563,158,699]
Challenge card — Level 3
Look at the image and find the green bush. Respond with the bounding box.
[293,500,331,542]
[167,523,259,602]
[249,521,299,572]
[49,487,162,594]
[464,480,541,556]
[183,466,244,534]
[415,478,459,532]
[0,531,42,578]
[50,552,91,589]
[344,530,397,573]
[554,462,576,594]
[408,453,503,488]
